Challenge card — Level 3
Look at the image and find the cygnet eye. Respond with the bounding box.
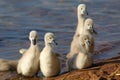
[81,8,83,10]
[77,34,80,37]
[49,37,52,40]
[84,38,87,41]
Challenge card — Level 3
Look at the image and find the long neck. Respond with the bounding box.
[45,42,52,51]
[76,14,85,34]
[30,44,35,47]
[78,13,84,22]
[29,41,38,53]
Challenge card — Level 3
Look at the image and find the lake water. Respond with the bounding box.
[0,0,120,62]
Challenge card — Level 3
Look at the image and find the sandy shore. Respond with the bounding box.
[0,56,120,80]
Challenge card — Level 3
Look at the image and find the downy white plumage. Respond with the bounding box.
[17,30,40,77]
[67,4,88,58]
[67,35,93,71]
[40,32,61,77]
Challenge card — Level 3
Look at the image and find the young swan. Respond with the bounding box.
[40,32,61,77]
[67,35,93,71]
[66,4,88,58]
[67,18,97,58]
[75,4,88,35]
[17,30,40,77]
[83,18,97,53]
[0,59,17,71]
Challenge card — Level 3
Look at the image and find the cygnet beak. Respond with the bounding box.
[53,40,58,45]
[90,26,98,35]
[93,28,98,35]
[83,10,88,16]
[86,10,88,15]
[84,10,88,15]
[87,40,91,46]
[32,39,36,45]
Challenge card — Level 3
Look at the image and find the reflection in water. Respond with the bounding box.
[0,0,120,62]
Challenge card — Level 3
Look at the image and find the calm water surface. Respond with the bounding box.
[0,0,120,62]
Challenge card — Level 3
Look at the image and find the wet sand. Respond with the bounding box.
[0,56,119,80]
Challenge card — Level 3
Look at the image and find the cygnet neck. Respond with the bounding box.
[44,42,53,53]
[76,13,85,34]
[77,13,85,22]
[45,41,53,48]
[77,7,85,21]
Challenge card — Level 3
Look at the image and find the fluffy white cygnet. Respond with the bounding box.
[83,18,97,53]
[40,32,61,77]
[17,30,40,77]
[67,4,88,58]
[67,35,93,71]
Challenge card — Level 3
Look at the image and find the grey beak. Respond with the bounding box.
[53,40,58,45]
[87,41,91,46]
[83,10,88,16]
[86,11,88,15]
[91,26,98,35]
[32,39,36,45]
[93,28,98,35]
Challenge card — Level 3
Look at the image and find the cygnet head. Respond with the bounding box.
[44,32,57,45]
[84,18,97,34]
[77,4,88,16]
[79,35,91,47]
[29,30,38,45]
